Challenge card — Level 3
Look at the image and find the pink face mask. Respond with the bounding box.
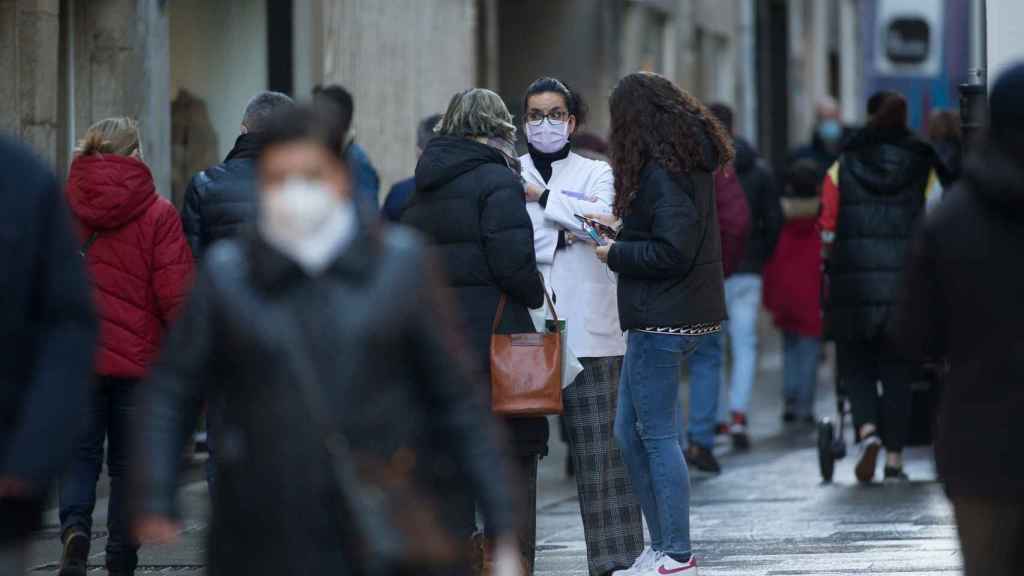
[526,119,570,154]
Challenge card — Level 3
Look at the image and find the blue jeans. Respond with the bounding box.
[686,330,723,449]
[615,331,699,557]
[59,376,139,573]
[782,332,821,418]
[724,274,762,415]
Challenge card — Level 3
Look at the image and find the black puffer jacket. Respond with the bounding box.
[180,133,262,258]
[139,227,520,575]
[402,136,548,456]
[734,138,783,274]
[897,139,1024,501]
[609,163,726,330]
[830,128,937,341]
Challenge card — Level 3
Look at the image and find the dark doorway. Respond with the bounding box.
[757,0,789,172]
[267,0,293,95]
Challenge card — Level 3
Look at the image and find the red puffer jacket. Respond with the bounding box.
[762,216,822,337]
[67,154,193,378]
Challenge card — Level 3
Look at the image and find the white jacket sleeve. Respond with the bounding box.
[542,159,615,236]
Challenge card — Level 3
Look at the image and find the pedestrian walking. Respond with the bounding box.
[594,72,731,576]
[820,91,944,483]
[182,91,294,259]
[762,159,824,424]
[681,160,748,474]
[180,90,294,495]
[382,113,442,222]
[401,88,547,574]
[789,96,852,173]
[709,103,782,448]
[926,108,963,191]
[0,136,97,576]
[313,84,382,213]
[134,106,524,576]
[518,77,644,576]
[897,63,1024,576]
[58,117,193,576]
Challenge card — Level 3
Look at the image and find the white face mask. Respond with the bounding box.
[259,177,354,275]
[526,118,570,154]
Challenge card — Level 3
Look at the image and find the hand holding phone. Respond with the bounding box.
[574,214,618,239]
[582,222,607,246]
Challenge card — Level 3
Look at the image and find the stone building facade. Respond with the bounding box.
[1,0,857,201]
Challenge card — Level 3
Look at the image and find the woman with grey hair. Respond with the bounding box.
[402,88,547,574]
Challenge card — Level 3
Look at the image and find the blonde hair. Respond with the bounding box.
[77,117,142,157]
[437,89,516,142]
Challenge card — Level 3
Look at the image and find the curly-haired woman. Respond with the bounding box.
[592,72,731,576]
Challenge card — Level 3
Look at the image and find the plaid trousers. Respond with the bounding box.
[564,356,645,576]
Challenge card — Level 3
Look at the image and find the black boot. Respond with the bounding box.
[685,443,721,474]
[58,529,90,576]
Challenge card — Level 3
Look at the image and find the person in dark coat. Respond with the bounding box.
[927,108,963,187]
[59,117,193,576]
[819,91,944,483]
[680,162,748,475]
[789,96,853,173]
[181,91,295,259]
[709,103,783,448]
[179,90,295,497]
[382,113,442,222]
[313,84,382,213]
[595,72,731,576]
[401,88,547,573]
[897,63,1024,576]
[133,106,523,576]
[0,136,96,575]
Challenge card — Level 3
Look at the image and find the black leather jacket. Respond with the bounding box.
[138,225,519,575]
[609,163,727,330]
[180,134,262,259]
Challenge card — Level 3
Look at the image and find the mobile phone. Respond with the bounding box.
[574,214,618,238]
[582,222,607,246]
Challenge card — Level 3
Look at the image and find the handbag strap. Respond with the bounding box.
[80,232,99,257]
[491,277,559,334]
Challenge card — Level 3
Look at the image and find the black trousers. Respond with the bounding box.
[445,452,538,573]
[953,498,1024,576]
[838,337,913,452]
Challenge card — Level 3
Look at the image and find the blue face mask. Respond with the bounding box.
[817,119,842,144]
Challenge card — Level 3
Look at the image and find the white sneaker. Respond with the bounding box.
[613,546,661,575]
[643,553,698,575]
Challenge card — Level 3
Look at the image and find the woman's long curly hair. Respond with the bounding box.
[609,72,734,217]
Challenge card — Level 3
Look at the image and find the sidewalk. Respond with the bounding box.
[535,334,961,576]
[26,334,961,575]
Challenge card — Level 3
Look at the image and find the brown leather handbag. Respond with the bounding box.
[490,290,563,416]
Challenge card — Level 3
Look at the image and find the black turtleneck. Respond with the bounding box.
[529,143,572,249]
[528,143,571,184]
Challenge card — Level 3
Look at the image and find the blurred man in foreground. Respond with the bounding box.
[0,136,97,573]
[134,107,523,576]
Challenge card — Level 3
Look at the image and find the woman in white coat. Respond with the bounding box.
[520,77,644,576]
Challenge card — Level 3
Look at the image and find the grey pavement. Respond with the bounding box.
[25,332,962,575]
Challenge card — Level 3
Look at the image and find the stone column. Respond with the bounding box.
[73,0,170,197]
[0,0,61,164]
[322,0,477,196]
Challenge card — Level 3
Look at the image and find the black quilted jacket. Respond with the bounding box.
[180,134,262,259]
